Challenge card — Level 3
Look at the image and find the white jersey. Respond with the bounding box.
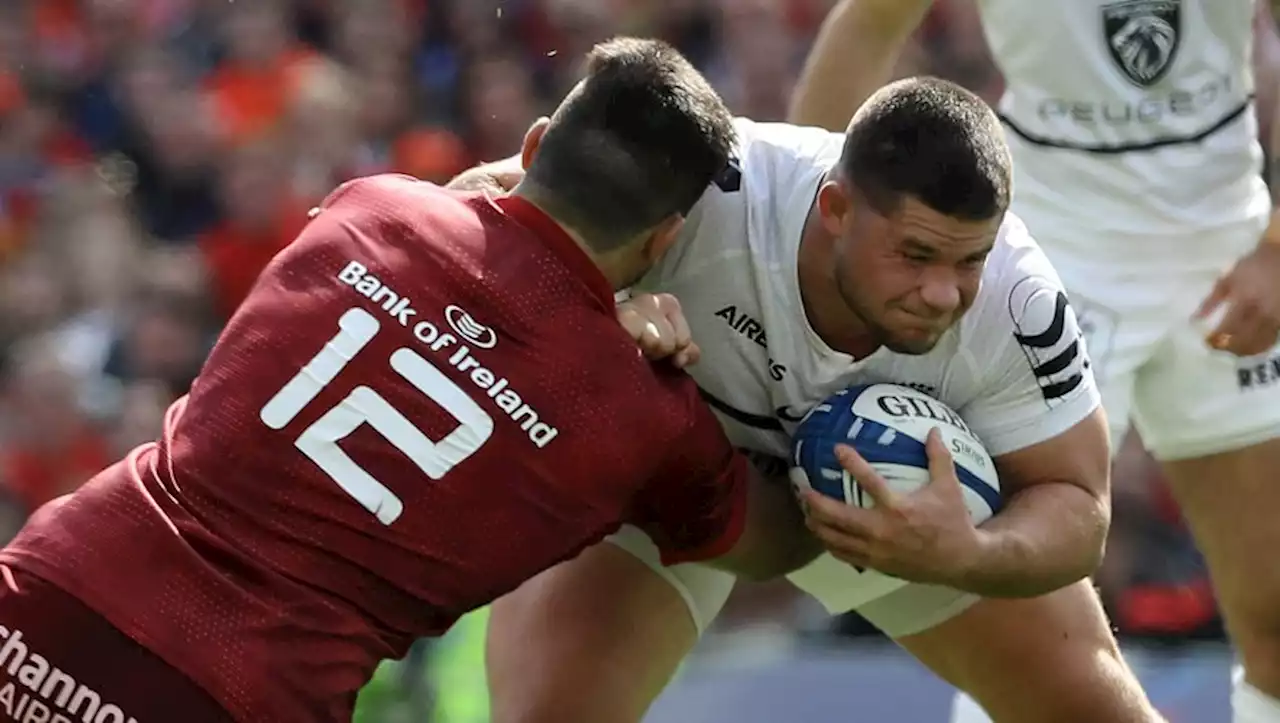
[635,119,1101,610]
[639,119,1100,462]
[974,0,1269,239]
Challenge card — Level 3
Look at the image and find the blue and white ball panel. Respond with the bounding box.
[789,384,1001,525]
[785,383,1003,610]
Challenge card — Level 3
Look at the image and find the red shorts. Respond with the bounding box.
[0,564,233,723]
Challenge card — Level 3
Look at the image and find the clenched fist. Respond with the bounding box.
[616,292,701,368]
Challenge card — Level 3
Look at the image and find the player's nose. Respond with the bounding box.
[917,269,963,314]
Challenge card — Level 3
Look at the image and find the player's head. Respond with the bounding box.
[817,76,1011,354]
[517,38,736,285]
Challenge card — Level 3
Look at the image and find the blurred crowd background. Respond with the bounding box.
[0,0,1255,720]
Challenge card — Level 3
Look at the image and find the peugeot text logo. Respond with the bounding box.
[445,304,498,349]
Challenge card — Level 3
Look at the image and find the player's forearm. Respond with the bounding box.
[1269,99,1280,209]
[956,483,1110,598]
[1259,1,1280,208]
[705,466,823,581]
[788,0,933,131]
[1263,101,1280,242]
[445,154,525,194]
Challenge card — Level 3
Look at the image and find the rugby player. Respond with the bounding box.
[792,1,1280,721]
[461,77,1164,722]
[0,38,818,723]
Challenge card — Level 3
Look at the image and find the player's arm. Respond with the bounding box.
[1260,1,1280,204]
[1193,3,1280,357]
[959,408,1111,598]
[632,371,821,581]
[950,278,1112,598]
[703,455,825,579]
[445,154,525,194]
[686,457,823,581]
[788,0,936,130]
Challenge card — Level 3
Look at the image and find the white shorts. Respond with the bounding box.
[607,525,978,638]
[1032,216,1280,461]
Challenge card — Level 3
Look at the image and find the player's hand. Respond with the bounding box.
[799,429,981,587]
[445,153,528,194]
[1195,237,1280,357]
[616,292,702,368]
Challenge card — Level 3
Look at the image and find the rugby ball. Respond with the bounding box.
[789,383,1001,524]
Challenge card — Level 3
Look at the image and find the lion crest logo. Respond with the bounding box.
[1102,0,1181,87]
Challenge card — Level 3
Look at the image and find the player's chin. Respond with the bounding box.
[882,328,944,355]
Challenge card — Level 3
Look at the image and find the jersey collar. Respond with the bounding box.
[491,194,615,308]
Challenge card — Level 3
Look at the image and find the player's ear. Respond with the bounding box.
[520,117,552,170]
[817,180,852,237]
[642,214,686,264]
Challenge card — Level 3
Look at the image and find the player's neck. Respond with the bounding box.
[797,203,880,360]
[511,185,636,290]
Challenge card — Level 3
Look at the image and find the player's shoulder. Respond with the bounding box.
[560,333,719,449]
[978,211,1055,275]
[976,211,1072,324]
[316,173,485,227]
[732,118,844,191]
[960,211,1084,382]
[644,119,840,289]
[320,175,465,206]
[318,173,439,208]
[732,117,844,155]
[696,118,844,210]
[305,174,493,255]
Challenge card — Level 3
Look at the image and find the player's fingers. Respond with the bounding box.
[808,519,874,566]
[924,428,957,486]
[1224,293,1280,356]
[1207,299,1253,353]
[617,301,680,359]
[800,489,878,539]
[672,342,702,369]
[1252,319,1280,355]
[633,295,682,349]
[834,444,899,510]
[615,304,648,342]
[810,524,871,568]
[654,293,695,354]
[1194,276,1231,320]
[1229,319,1276,357]
[634,292,669,317]
[641,318,679,359]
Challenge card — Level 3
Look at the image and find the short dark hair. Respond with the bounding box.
[838,76,1011,221]
[525,38,736,250]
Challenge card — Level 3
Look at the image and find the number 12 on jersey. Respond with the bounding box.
[260,307,494,525]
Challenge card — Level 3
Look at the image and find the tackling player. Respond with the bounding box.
[792,1,1280,722]
[0,39,818,723]
[461,78,1163,721]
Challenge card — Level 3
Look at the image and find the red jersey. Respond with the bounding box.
[0,175,749,722]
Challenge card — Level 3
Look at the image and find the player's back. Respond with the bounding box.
[170,174,688,617]
[1,175,716,722]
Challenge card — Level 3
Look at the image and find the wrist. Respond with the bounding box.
[948,528,1062,598]
[942,527,990,593]
[1262,209,1280,248]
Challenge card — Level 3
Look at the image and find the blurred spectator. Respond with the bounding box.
[205,0,316,142]
[286,57,362,199]
[709,0,802,121]
[458,52,542,162]
[1100,433,1222,641]
[198,132,308,320]
[0,335,112,515]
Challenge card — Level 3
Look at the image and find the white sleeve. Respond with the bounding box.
[959,256,1101,458]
